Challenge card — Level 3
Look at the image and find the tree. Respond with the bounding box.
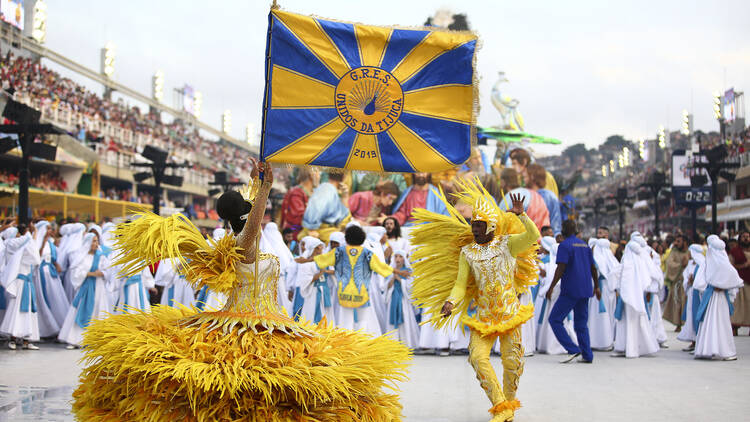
[601,135,628,150]
[562,143,588,160]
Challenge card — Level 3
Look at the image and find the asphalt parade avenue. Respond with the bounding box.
[1,324,748,422]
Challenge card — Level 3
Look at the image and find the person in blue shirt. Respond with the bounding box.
[545,219,600,363]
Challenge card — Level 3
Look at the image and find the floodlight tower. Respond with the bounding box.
[131,145,189,216]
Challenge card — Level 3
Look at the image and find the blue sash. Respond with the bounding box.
[681,290,689,323]
[644,294,654,320]
[597,276,607,313]
[0,285,5,310]
[100,245,112,257]
[18,272,37,313]
[72,251,102,328]
[537,298,548,324]
[39,260,58,308]
[292,286,304,320]
[614,296,624,321]
[123,274,145,310]
[530,283,540,303]
[389,279,404,328]
[167,285,175,307]
[195,285,210,311]
[313,279,331,324]
[695,286,735,331]
[691,289,702,330]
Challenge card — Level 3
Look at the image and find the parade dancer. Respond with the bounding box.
[58,232,113,349]
[693,236,743,360]
[589,238,618,351]
[677,244,705,351]
[0,225,42,349]
[35,221,69,327]
[411,178,539,422]
[385,250,419,348]
[30,221,60,337]
[298,237,335,324]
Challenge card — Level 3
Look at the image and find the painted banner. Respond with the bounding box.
[260,8,478,172]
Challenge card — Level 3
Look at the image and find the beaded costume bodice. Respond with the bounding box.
[461,236,520,324]
[221,253,282,315]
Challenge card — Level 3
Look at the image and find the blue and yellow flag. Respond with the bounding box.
[260,8,478,173]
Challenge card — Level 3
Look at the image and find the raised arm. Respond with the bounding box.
[508,214,540,257]
[237,161,273,264]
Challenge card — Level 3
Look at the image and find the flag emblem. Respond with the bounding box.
[261,9,478,173]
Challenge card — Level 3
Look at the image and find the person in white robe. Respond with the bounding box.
[589,238,618,351]
[0,227,11,325]
[156,258,195,308]
[636,235,669,348]
[384,250,419,348]
[364,228,388,333]
[1,226,42,349]
[289,237,314,320]
[609,238,659,358]
[108,246,155,314]
[57,222,86,301]
[29,221,61,337]
[693,236,744,360]
[677,244,705,350]
[34,221,69,328]
[299,237,336,324]
[536,236,577,354]
[57,232,113,348]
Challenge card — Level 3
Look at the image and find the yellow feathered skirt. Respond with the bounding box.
[72,306,411,422]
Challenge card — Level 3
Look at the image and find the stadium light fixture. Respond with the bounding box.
[32,0,47,44]
[609,159,615,173]
[681,109,692,135]
[193,91,202,119]
[222,110,232,134]
[101,42,116,78]
[713,92,722,120]
[601,164,607,177]
[657,125,666,149]
[133,172,152,183]
[152,70,164,102]
[638,138,646,160]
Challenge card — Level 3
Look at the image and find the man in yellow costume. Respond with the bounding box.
[411,178,539,422]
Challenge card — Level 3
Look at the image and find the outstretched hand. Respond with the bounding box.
[250,158,274,185]
[508,193,525,216]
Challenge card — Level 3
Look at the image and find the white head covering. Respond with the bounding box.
[261,222,294,271]
[693,235,743,293]
[88,224,102,239]
[611,240,650,313]
[1,227,18,240]
[101,222,116,248]
[593,238,618,282]
[540,236,558,259]
[70,232,98,271]
[390,249,411,270]
[345,220,361,229]
[298,236,317,256]
[34,220,50,248]
[212,228,226,241]
[329,232,345,248]
[688,244,705,266]
[301,237,324,259]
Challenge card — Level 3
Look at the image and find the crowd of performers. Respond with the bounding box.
[0,182,747,361]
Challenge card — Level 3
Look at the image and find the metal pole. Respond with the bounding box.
[18,132,30,225]
[653,186,660,237]
[619,203,624,241]
[153,166,162,216]
[711,170,718,235]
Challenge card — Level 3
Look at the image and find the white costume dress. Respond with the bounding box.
[384,250,419,348]
[109,257,154,314]
[0,232,42,341]
[58,223,86,302]
[642,244,668,346]
[589,238,617,350]
[693,236,743,359]
[610,238,659,358]
[299,238,336,324]
[157,258,195,308]
[364,228,388,333]
[677,245,705,343]
[58,234,113,346]
[35,225,69,327]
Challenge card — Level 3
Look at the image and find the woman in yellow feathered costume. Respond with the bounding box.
[72,161,410,422]
[410,178,539,422]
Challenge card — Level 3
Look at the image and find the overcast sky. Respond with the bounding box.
[42,0,750,153]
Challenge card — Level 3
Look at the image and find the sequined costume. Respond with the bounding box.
[72,177,410,422]
[411,178,539,422]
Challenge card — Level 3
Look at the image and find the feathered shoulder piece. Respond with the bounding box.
[112,212,244,295]
[410,184,473,329]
